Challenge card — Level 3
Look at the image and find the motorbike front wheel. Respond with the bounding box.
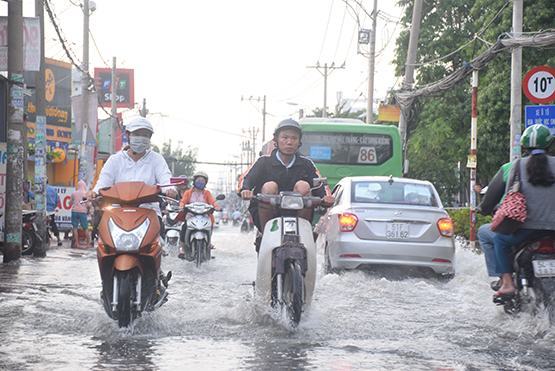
[283,261,304,326]
[193,240,206,268]
[116,270,136,328]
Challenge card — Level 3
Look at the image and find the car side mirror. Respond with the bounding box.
[216,194,226,201]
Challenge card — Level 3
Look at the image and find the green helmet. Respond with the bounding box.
[520,124,553,149]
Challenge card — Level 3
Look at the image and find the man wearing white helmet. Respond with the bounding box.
[91,116,177,212]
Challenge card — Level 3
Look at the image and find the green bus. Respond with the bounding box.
[298,118,403,189]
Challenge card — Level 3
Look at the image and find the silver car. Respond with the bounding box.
[316,176,455,278]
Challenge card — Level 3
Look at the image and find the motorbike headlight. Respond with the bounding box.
[280,195,304,210]
[108,218,150,252]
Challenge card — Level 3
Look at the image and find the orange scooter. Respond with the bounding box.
[94,181,171,328]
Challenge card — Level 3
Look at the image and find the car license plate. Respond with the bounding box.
[533,260,555,278]
[385,223,409,239]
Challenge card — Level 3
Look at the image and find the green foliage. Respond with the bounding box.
[155,140,197,177]
[394,0,555,204]
[447,208,491,239]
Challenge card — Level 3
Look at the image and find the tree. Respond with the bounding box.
[393,0,555,204]
[153,140,197,177]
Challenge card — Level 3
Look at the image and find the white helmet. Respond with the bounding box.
[125,117,154,134]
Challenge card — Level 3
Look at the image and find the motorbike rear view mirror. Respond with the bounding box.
[312,177,328,188]
[216,194,226,201]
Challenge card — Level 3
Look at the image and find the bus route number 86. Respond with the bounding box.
[357,146,377,164]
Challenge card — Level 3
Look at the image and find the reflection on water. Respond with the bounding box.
[1,227,555,370]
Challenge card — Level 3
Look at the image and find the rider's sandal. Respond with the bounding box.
[493,291,516,305]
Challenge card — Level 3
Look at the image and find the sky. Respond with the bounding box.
[3,0,405,188]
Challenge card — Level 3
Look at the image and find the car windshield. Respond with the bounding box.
[351,181,438,207]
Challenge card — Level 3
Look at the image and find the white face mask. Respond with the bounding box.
[129,136,151,153]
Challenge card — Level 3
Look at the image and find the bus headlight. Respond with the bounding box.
[109,218,150,252]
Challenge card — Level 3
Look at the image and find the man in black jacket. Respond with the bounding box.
[240,119,334,249]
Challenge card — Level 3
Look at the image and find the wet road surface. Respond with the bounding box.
[1,225,555,370]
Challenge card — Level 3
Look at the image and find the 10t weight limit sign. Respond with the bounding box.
[523,66,555,104]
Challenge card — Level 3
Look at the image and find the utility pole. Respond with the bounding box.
[307,62,345,118]
[509,0,523,161]
[241,95,267,142]
[110,57,117,154]
[366,0,378,124]
[4,0,24,262]
[468,70,479,250]
[398,0,423,174]
[33,0,47,257]
[78,0,90,182]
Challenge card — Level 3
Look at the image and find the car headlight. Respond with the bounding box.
[108,217,150,252]
[280,195,304,210]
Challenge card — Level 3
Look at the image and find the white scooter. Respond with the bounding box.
[180,195,225,267]
[254,179,327,326]
[163,206,182,256]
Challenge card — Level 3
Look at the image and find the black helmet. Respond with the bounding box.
[273,118,302,139]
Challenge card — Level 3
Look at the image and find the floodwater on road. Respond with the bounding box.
[1,225,554,370]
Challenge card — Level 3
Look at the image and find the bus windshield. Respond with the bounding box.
[299,132,393,165]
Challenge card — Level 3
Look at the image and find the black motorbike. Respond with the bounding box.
[495,233,555,323]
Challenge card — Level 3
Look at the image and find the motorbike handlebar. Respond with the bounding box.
[255,193,324,208]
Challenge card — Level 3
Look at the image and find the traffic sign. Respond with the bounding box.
[523,66,555,104]
[525,105,555,135]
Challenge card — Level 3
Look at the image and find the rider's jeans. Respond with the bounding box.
[477,223,499,277]
[493,228,538,274]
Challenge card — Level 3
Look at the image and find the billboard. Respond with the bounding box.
[94,67,135,109]
[0,17,41,72]
[24,58,72,128]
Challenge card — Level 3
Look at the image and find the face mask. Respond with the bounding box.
[194,179,206,190]
[129,136,151,153]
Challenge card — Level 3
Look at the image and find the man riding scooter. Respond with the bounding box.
[90,117,176,294]
[239,118,334,252]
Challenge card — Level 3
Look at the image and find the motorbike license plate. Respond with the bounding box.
[533,260,555,278]
[385,223,409,239]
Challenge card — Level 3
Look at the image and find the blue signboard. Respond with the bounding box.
[525,105,555,135]
[309,145,332,160]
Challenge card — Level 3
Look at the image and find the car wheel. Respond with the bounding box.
[323,244,336,275]
[437,273,455,281]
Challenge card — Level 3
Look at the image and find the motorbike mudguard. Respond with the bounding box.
[191,231,207,241]
[256,217,317,306]
[166,229,180,238]
[114,254,142,272]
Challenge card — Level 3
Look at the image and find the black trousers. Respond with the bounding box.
[49,214,60,238]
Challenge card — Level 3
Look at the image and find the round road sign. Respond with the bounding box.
[523,65,555,104]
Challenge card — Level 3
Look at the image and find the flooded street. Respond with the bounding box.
[1,225,555,370]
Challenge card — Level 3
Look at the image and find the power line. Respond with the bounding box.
[318,0,335,61]
[408,0,510,67]
[89,29,109,67]
[332,1,348,62]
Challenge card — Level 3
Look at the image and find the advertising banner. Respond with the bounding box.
[94,67,135,109]
[24,58,72,128]
[0,17,41,72]
[54,186,74,231]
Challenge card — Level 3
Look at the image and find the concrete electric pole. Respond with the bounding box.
[398,0,423,174]
[366,0,378,124]
[33,0,47,257]
[4,0,24,263]
[109,57,117,154]
[509,0,523,161]
[241,95,267,142]
[307,62,345,118]
[78,0,90,182]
